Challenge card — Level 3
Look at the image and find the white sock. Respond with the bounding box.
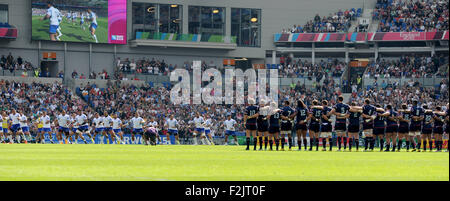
[205,138,211,145]
[193,136,198,145]
[17,135,21,143]
[93,34,98,42]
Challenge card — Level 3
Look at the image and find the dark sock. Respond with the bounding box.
[246,137,250,149]
[397,139,402,150]
[385,144,390,151]
[343,137,347,149]
[259,137,263,149]
[424,140,427,151]
[370,138,375,150]
[329,137,333,150]
[288,138,293,149]
[365,137,370,150]
[380,139,384,150]
[315,138,319,150]
[269,140,273,150]
[264,137,268,149]
[322,138,326,149]
[439,140,443,151]
[303,139,307,150]
[281,138,285,149]
[349,138,353,150]
[275,138,279,150]
[309,138,313,150]
[417,142,421,150]
[298,140,302,149]
[338,137,342,150]
[406,141,410,150]
[355,139,359,150]
[253,137,258,150]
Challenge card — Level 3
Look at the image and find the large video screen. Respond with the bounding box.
[31,0,127,44]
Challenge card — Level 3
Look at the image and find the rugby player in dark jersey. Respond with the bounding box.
[421,105,434,152]
[332,96,350,151]
[373,105,390,152]
[385,105,398,152]
[268,101,282,151]
[244,98,259,151]
[294,100,309,151]
[280,101,295,151]
[362,99,376,151]
[257,100,270,151]
[321,100,333,151]
[410,100,424,152]
[433,106,446,152]
[397,104,412,151]
[347,102,362,152]
[309,100,322,151]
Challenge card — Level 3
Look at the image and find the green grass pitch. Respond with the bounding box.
[0,144,448,181]
[31,16,108,43]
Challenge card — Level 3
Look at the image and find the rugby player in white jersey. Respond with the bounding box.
[18,111,31,143]
[9,109,21,143]
[56,110,71,144]
[223,115,239,146]
[41,1,61,41]
[41,111,53,144]
[203,114,215,145]
[87,9,98,43]
[102,112,115,144]
[165,114,180,145]
[192,112,210,145]
[130,113,145,144]
[112,113,124,144]
[148,117,161,144]
[92,113,105,144]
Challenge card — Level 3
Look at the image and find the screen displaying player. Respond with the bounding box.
[31,0,126,44]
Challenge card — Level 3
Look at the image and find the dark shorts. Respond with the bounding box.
[348,124,360,133]
[246,123,257,131]
[386,125,398,133]
[410,122,421,132]
[398,126,409,134]
[433,127,444,135]
[295,123,308,130]
[422,127,432,135]
[257,122,268,132]
[280,122,292,131]
[363,122,373,130]
[373,127,385,135]
[321,124,332,133]
[335,122,347,131]
[309,123,320,133]
[268,126,280,134]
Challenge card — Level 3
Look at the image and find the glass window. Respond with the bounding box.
[132,3,182,39]
[0,4,7,24]
[231,8,261,47]
[189,6,225,36]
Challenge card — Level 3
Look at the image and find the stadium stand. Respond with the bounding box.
[373,0,449,32]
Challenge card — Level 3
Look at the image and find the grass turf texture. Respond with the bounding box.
[0,144,448,181]
[32,16,108,43]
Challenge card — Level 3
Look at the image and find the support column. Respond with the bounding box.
[431,42,435,56]
[64,42,67,81]
[225,7,231,39]
[312,43,315,65]
[345,45,349,63]
[272,50,276,64]
[374,42,379,61]
[89,44,92,75]
[182,5,188,34]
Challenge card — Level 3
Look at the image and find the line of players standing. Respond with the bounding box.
[243,97,449,152]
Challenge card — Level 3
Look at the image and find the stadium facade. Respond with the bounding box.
[1,0,372,78]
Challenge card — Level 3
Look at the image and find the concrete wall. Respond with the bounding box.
[0,0,369,77]
[0,75,62,84]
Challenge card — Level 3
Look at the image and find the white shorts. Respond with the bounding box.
[320,132,332,138]
[409,131,421,137]
[363,129,372,136]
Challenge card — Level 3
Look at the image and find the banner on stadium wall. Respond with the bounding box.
[274,31,449,42]
[0,27,18,39]
[41,133,176,145]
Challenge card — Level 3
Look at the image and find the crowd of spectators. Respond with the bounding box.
[0,53,36,72]
[373,0,449,32]
[282,8,360,34]
[350,78,449,110]
[279,57,345,78]
[364,54,449,78]
[0,80,90,128]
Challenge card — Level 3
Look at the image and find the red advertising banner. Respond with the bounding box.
[0,27,18,39]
